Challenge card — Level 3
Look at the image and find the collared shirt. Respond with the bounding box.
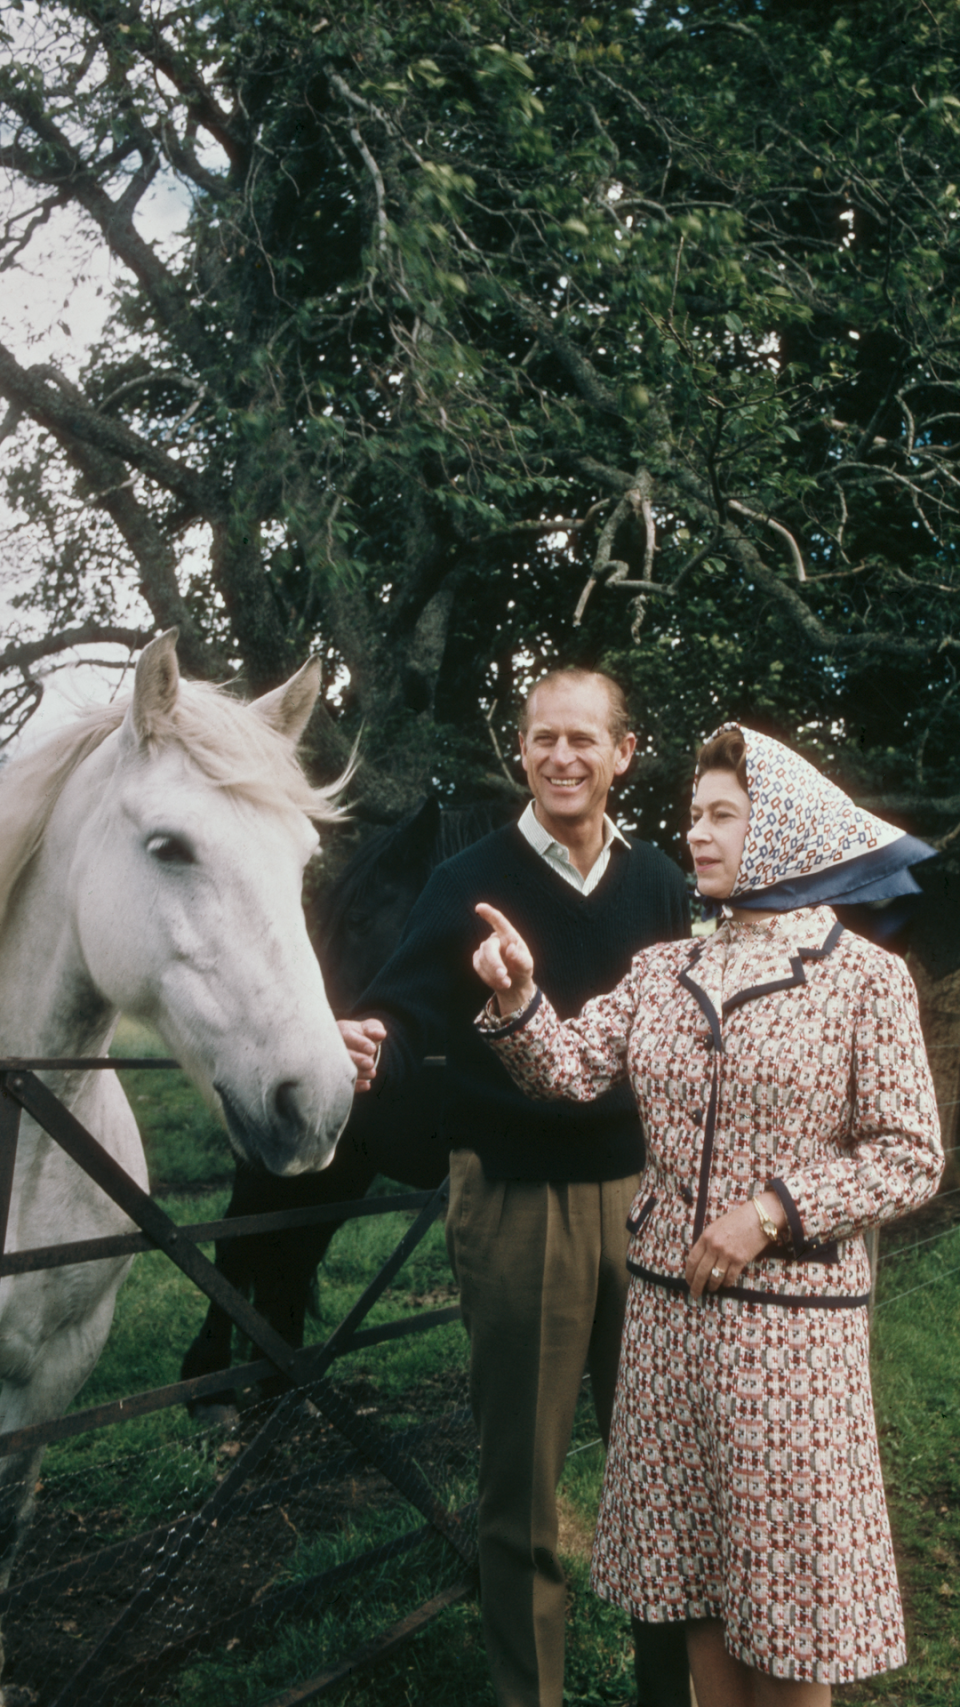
[517,799,629,896]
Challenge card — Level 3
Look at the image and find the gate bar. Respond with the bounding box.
[0,1082,21,1256]
[1,1070,337,1383]
[47,1180,468,1707]
[0,1303,462,1458]
[0,1067,471,1707]
[3,1071,464,1548]
[0,1057,179,1070]
[0,1190,436,1279]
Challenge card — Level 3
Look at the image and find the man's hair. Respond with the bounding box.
[519,668,633,743]
[696,726,748,792]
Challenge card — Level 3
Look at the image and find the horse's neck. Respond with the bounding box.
[0,737,146,1264]
[0,744,117,1064]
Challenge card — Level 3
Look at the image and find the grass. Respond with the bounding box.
[835,1223,960,1707]
[22,1044,960,1705]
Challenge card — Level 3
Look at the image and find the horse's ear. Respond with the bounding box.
[127,629,180,745]
[250,658,322,745]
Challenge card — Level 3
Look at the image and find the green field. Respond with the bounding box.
[10,1026,958,1706]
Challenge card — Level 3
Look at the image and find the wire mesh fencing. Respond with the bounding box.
[0,1061,485,1707]
[0,1354,477,1707]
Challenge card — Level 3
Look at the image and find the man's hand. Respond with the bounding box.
[338,1017,387,1093]
[473,904,536,1017]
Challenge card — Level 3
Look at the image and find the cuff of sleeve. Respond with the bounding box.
[476,987,543,1039]
[767,1176,806,1255]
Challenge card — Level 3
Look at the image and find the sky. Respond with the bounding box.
[0,160,192,750]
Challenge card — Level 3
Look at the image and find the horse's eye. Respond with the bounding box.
[345,909,372,937]
[147,834,196,866]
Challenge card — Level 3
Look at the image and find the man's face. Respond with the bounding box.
[519,677,635,835]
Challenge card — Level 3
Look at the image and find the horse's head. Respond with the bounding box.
[68,632,356,1175]
[313,797,443,1013]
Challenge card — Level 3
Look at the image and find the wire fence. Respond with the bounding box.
[3,1341,479,1707]
[873,1259,960,1311]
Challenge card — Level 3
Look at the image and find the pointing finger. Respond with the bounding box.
[475,902,518,939]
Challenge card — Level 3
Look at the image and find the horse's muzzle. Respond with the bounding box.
[215,1078,352,1175]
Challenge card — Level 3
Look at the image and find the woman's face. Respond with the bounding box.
[688,768,751,898]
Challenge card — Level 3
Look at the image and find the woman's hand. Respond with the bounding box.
[685,1191,786,1299]
[473,904,536,1016]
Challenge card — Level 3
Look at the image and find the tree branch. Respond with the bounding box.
[0,88,216,371]
[0,343,214,516]
[727,499,807,582]
[0,621,154,679]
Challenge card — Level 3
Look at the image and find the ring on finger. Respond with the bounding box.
[709,1265,726,1282]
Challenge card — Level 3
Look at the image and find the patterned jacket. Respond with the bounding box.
[481,907,942,1308]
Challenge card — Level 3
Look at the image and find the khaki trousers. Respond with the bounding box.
[445,1151,637,1707]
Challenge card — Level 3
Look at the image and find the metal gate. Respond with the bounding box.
[0,1058,478,1706]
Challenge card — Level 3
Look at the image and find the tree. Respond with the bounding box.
[2,0,960,843]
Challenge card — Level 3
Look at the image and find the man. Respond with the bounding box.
[340,669,690,1707]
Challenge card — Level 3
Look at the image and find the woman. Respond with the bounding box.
[472,724,943,1707]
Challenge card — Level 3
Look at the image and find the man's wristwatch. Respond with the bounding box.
[752,1193,781,1245]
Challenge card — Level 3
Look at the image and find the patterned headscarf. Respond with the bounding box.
[697,723,936,912]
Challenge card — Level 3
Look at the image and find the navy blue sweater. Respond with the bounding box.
[354,823,690,1181]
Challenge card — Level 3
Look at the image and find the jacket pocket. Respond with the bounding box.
[626,1191,658,1236]
[794,1239,840,1266]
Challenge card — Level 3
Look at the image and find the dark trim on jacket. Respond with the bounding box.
[626,1261,870,1311]
[678,917,846,1255]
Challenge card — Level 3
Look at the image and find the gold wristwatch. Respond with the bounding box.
[752,1193,781,1245]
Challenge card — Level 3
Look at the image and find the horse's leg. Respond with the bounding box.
[250,1133,380,1400]
[180,1161,268,1421]
[253,1078,451,1400]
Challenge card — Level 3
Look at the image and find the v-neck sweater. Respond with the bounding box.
[353,822,690,1180]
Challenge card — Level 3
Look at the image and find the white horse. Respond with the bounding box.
[0,630,355,1685]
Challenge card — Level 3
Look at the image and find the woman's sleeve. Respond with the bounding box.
[771,953,943,1251]
[475,957,645,1103]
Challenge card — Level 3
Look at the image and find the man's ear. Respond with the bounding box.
[250,658,322,744]
[613,732,637,776]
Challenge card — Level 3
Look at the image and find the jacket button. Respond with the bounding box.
[691,1108,704,1125]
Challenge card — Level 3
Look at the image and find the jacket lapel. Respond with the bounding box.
[679,916,845,1245]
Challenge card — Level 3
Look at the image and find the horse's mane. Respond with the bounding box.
[433,800,518,861]
[323,798,518,917]
[0,682,345,937]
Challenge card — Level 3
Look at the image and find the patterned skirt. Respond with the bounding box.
[592,1276,906,1684]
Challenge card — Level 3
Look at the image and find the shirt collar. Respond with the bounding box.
[518,799,629,865]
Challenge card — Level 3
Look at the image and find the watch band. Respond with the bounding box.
[752,1193,781,1244]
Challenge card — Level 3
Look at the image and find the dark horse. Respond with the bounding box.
[180,796,518,1415]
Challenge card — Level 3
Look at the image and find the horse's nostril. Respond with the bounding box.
[274,1080,302,1127]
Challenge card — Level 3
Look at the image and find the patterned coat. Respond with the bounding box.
[482,906,943,1682]
[484,906,941,1303]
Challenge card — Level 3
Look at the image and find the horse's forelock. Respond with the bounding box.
[156,682,345,826]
